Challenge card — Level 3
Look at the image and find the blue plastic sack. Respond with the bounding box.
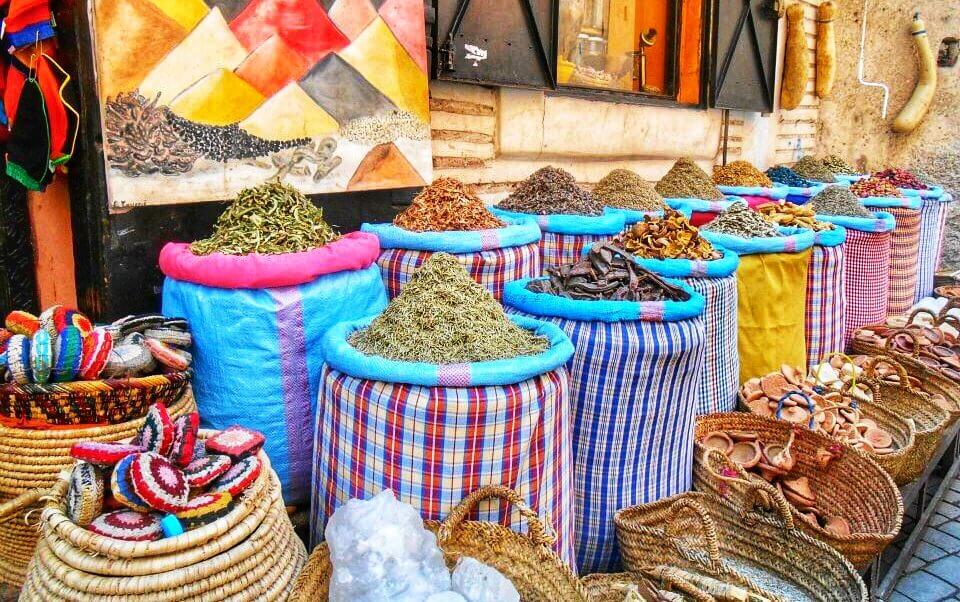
[700,227,815,255]
[502,278,705,323]
[664,197,743,214]
[610,206,693,226]
[582,243,740,279]
[899,185,945,199]
[321,314,574,387]
[489,206,625,235]
[162,264,388,505]
[860,196,923,210]
[815,210,896,233]
[717,185,788,199]
[361,217,541,253]
[780,225,847,247]
[772,182,828,201]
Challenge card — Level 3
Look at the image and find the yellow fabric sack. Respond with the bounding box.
[736,249,811,382]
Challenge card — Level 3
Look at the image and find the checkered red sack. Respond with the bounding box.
[842,228,892,345]
[884,206,921,316]
[805,244,846,366]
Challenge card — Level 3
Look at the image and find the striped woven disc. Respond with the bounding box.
[183,455,231,489]
[130,452,189,513]
[79,328,113,381]
[71,441,143,466]
[175,492,233,529]
[110,454,151,512]
[205,426,265,459]
[208,456,261,497]
[5,310,39,336]
[169,413,199,467]
[38,305,62,338]
[135,403,174,456]
[29,330,52,384]
[67,462,104,527]
[7,334,31,384]
[87,510,162,541]
[52,326,83,382]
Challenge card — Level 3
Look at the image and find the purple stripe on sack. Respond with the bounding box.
[640,302,665,321]
[479,229,502,251]
[269,287,312,492]
[784,238,797,252]
[709,202,723,212]
[437,363,472,386]
[689,260,709,278]
[537,216,550,229]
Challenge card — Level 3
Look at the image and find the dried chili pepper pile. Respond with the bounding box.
[712,160,773,187]
[618,210,720,260]
[873,168,928,190]
[527,243,690,302]
[756,200,834,231]
[850,177,903,198]
[498,166,602,215]
[394,178,504,232]
[593,169,665,210]
[655,158,725,200]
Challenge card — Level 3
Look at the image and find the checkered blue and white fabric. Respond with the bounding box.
[684,276,738,414]
[377,244,541,300]
[310,365,576,568]
[916,197,952,301]
[805,244,846,367]
[540,231,616,271]
[509,312,706,573]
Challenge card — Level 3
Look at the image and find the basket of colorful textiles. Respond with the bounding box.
[291,485,587,601]
[0,309,192,426]
[0,395,196,588]
[10,411,304,600]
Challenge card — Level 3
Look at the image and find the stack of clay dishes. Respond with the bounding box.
[739,363,916,485]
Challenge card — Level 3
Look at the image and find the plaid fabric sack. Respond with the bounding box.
[362,220,541,300]
[818,212,895,346]
[915,195,953,301]
[665,197,740,227]
[311,314,577,567]
[862,197,922,316]
[503,277,707,574]
[490,207,625,271]
[804,227,847,367]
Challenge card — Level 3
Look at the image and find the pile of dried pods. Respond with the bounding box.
[850,177,902,198]
[527,243,691,302]
[617,210,721,260]
[873,168,928,190]
[394,178,504,232]
[756,201,834,231]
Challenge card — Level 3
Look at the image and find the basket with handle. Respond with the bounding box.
[0,388,196,588]
[614,488,867,602]
[692,412,903,569]
[581,569,714,602]
[12,430,306,601]
[0,371,191,426]
[290,485,588,601]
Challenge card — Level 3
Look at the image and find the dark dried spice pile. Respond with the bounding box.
[655,158,724,200]
[593,169,665,210]
[528,242,691,302]
[165,111,307,162]
[103,92,199,176]
[792,156,838,183]
[766,166,814,188]
[498,166,603,215]
[394,177,504,231]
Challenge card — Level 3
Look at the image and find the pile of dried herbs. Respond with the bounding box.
[809,186,873,218]
[792,156,838,183]
[712,161,773,187]
[593,169,665,210]
[528,243,690,302]
[190,181,339,255]
[655,158,724,200]
[702,202,781,238]
[394,178,504,232]
[498,166,602,215]
[618,210,720,260]
[349,253,548,363]
[820,154,858,175]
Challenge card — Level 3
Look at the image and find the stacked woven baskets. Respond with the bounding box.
[0,388,195,588]
[14,431,304,600]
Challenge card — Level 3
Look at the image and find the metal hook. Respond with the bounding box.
[857,0,890,118]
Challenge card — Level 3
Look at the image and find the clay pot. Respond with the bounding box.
[782,476,816,508]
[825,516,852,537]
[781,364,802,386]
[703,431,734,455]
[757,461,788,482]
[763,443,795,473]
[816,447,839,469]
[863,427,893,450]
[761,374,791,398]
[728,431,759,442]
[780,405,811,425]
[729,441,762,469]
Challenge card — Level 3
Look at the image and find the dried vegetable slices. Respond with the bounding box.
[87,510,162,542]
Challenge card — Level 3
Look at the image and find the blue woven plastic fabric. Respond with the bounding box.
[816,211,896,233]
[664,197,742,214]
[860,196,923,210]
[502,278,705,323]
[836,174,867,184]
[629,247,740,279]
[361,218,541,253]
[899,185,945,199]
[701,227,815,256]
[321,314,574,387]
[162,264,388,505]
[772,182,827,199]
[489,206,626,235]
[611,206,693,226]
[717,185,788,199]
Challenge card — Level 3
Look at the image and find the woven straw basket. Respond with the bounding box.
[0,371,191,426]
[15,430,305,601]
[613,490,867,602]
[290,485,587,601]
[0,389,196,588]
[693,413,903,569]
[581,571,713,602]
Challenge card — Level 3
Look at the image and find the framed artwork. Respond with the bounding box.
[91,0,432,211]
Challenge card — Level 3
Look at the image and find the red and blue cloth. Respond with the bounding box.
[805,244,846,367]
[684,275,738,414]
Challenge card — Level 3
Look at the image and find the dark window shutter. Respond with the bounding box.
[434,0,555,89]
[711,0,780,112]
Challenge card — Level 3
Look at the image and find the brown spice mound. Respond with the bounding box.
[498,166,603,215]
[712,160,774,187]
[593,169,665,210]
[655,158,725,200]
[394,178,504,232]
[618,210,720,260]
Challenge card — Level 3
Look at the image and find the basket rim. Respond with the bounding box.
[0,370,192,395]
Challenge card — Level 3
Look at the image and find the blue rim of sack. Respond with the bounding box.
[581,242,740,279]
[663,196,744,214]
[700,226,815,255]
[321,314,574,387]
[860,196,923,210]
[835,174,867,183]
[717,184,789,199]
[898,185,945,199]
[502,277,705,323]
[816,210,896,233]
[489,206,626,235]
[608,205,694,225]
[361,216,541,253]
[780,224,847,247]
[772,182,829,197]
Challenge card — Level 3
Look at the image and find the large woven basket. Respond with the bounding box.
[614,491,867,602]
[0,371,191,426]
[0,389,196,588]
[290,485,587,601]
[15,431,305,601]
[692,413,903,569]
[581,571,713,602]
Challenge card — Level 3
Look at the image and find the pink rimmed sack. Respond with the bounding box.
[361,219,541,300]
[160,232,387,506]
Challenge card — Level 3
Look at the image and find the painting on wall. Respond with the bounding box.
[90,0,432,211]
